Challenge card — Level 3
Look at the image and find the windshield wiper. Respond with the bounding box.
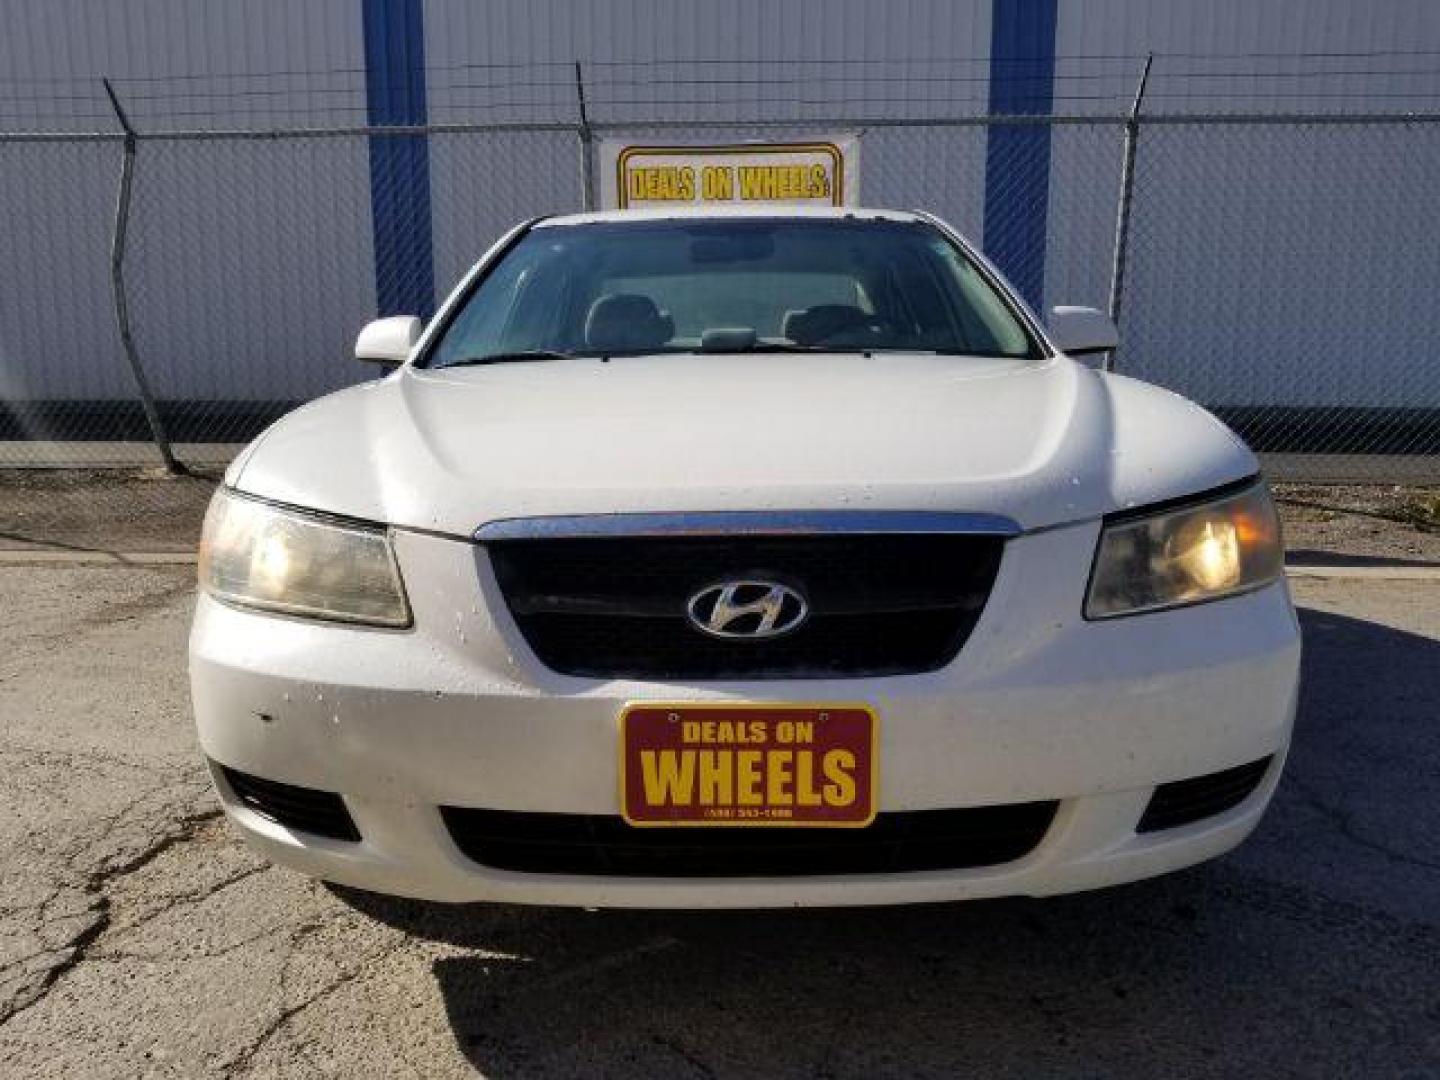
[708,344,1033,359]
[442,350,576,368]
[705,342,864,354]
[919,348,1035,359]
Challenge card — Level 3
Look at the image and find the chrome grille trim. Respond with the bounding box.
[474,510,1022,543]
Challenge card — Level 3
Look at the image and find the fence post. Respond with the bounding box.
[101,77,179,473]
[1104,53,1153,373]
[574,61,596,211]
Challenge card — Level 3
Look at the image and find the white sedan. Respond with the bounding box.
[190,207,1300,908]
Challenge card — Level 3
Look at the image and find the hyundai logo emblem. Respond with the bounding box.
[686,580,809,640]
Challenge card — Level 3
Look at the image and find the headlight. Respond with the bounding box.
[198,488,411,627]
[1085,480,1283,619]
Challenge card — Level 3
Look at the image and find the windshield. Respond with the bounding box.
[425,217,1042,366]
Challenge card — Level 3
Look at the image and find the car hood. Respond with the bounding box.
[232,352,1256,536]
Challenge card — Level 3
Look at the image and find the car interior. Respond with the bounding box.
[429,219,1038,364]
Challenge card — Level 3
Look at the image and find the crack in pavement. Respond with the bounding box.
[87,919,292,967]
[0,802,222,1027]
[222,918,411,1077]
[91,861,277,962]
[649,1031,719,1079]
[49,774,209,882]
[1285,774,1440,874]
[1213,866,1440,957]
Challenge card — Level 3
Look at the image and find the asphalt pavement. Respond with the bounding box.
[0,565,1436,1078]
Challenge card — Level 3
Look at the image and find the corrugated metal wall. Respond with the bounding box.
[1052,0,1440,415]
[0,0,375,413]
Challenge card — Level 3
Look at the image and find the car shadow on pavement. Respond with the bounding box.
[334,605,1440,1078]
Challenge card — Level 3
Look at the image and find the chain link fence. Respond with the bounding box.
[2,62,1438,549]
[1120,116,1440,472]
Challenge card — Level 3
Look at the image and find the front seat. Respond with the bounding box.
[784,304,869,346]
[584,294,674,352]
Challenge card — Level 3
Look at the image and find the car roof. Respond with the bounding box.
[535,206,927,228]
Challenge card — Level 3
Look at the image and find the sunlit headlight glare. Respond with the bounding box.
[198,488,411,627]
[1085,482,1282,619]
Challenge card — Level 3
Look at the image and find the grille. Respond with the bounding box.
[1137,757,1274,833]
[440,803,1057,877]
[217,764,360,842]
[486,533,1005,679]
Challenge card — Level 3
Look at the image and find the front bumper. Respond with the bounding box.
[190,522,1301,908]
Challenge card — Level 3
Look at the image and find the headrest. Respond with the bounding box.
[781,309,809,342]
[784,304,867,346]
[584,293,674,352]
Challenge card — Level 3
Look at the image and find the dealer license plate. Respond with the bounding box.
[620,703,877,827]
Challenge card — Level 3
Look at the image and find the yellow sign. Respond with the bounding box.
[599,137,860,210]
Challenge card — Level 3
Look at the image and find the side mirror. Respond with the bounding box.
[355,315,421,366]
[1047,306,1119,357]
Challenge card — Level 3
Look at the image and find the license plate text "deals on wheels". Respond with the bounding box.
[620,704,877,827]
